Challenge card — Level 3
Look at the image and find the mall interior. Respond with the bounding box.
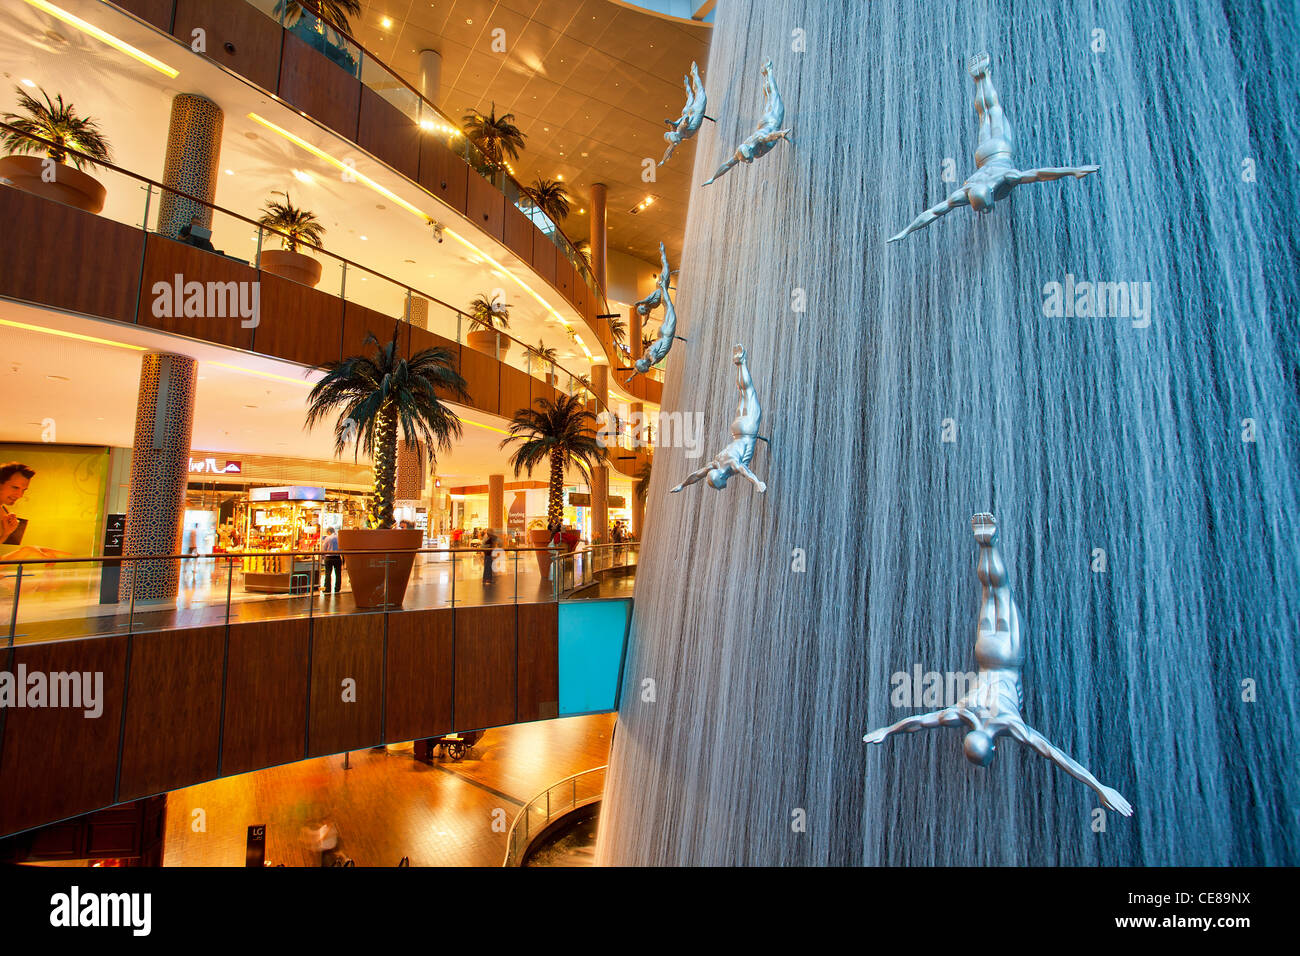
[1,0,1297,872]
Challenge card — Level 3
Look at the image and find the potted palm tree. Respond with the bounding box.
[1,86,111,213]
[462,104,526,178]
[274,0,361,74]
[500,394,605,576]
[607,315,627,348]
[529,339,559,386]
[306,323,470,608]
[258,191,326,287]
[520,177,570,224]
[466,292,511,358]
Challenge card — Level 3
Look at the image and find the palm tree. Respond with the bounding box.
[641,332,656,353]
[530,339,558,364]
[501,395,605,529]
[2,86,111,170]
[461,103,526,172]
[273,0,361,32]
[521,177,570,223]
[306,323,469,528]
[635,460,652,503]
[258,191,325,253]
[607,315,627,346]
[467,292,511,331]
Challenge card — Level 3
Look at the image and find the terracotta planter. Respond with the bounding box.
[338,528,423,608]
[529,528,554,577]
[0,155,106,213]
[260,248,323,287]
[467,328,510,358]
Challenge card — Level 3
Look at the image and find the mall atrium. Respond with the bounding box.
[0,0,1295,910]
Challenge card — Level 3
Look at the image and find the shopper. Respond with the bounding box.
[321,527,342,593]
[481,530,496,585]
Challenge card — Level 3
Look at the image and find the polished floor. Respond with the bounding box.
[162,713,615,867]
[2,550,636,645]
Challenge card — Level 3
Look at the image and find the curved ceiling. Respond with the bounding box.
[348,0,712,267]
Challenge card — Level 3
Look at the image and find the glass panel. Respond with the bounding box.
[288,7,361,78]
[360,55,421,123]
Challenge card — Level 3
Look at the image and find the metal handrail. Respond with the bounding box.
[502,765,607,867]
[0,121,616,415]
[550,542,639,600]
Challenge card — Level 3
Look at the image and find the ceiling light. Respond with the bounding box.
[21,78,36,88]
[224,168,234,175]
[22,0,179,77]
[0,318,145,351]
[381,16,393,28]
[292,168,313,184]
[360,235,368,240]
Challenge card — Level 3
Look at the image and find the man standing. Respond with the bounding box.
[321,527,342,593]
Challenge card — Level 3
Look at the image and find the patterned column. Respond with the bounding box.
[590,364,609,543]
[119,353,198,603]
[629,305,642,362]
[488,475,504,531]
[156,93,225,238]
[395,440,424,501]
[407,296,430,329]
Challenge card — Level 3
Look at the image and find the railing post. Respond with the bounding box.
[340,261,348,301]
[450,550,456,607]
[225,555,234,625]
[7,563,21,646]
[254,225,264,269]
[140,183,153,232]
[456,312,462,344]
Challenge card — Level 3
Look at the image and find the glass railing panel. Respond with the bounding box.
[287,8,362,78]
[360,56,422,124]
[5,559,125,645]
[341,260,409,320]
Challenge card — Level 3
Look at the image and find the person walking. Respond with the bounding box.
[481,530,496,586]
[321,527,342,593]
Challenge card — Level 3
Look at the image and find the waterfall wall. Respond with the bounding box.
[597,0,1299,865]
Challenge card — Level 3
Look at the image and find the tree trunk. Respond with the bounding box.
[370,404,398,529]
[547,449,564,527]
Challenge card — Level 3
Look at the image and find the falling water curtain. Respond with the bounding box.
[597,0,1300,866]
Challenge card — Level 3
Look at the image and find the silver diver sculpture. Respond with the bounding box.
[661,61,712,166]
[670,344,767,494]
[863,513,1132,816]
[626,243,685,384]
[888,52,1099,242]
[702,59,793,186]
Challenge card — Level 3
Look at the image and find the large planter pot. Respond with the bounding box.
[467,329,510,358]
[0,155,106,213]
[529,528,554,577]
[338,528,423,608]
[260,248,324,287]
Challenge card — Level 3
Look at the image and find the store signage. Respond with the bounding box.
[189,458,242,475]
[249,486,326,502]
[566,494,625,508]
[245,824,266,867]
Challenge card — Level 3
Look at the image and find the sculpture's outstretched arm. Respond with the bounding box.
[1013,165,1100,183]
[1004,720,1133,816]
[754,127,793,145]
[887,189,970,242]
[864,707,976,744]
[670,462,716,493]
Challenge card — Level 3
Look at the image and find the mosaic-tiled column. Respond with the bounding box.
[119,353,198,604]
[395,440,424,501]
[406,296,430,330]
[156,93,225,238]
[590,364,609,543]
[488,474,504,532]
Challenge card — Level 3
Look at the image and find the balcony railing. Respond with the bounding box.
[502,765,607,867]
[0,121,624,413]
[552,544,640,599]
[221,1,606,308]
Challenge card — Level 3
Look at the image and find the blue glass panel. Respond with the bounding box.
[558,598,630,715]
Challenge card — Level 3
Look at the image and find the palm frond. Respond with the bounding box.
[2,86,112,170]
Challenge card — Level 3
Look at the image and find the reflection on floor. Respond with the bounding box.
[162,713,615,867]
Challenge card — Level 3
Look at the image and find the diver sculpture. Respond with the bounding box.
[661,61,711,166]
[670,345,767,494]
[863,513,1132,817]
[888,53,1100,242]
[627,243,685,383]
[702,59,793,186]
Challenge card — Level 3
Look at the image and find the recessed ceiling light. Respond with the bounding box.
[381,16,393,28]
[292,168,313,184]
[21,78,36,88]
[360,235,368,240]
[466,18,472,24]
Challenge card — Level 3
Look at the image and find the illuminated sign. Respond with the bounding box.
[249,486,326,502]
[190,458,242,475]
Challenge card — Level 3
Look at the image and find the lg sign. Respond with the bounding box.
[189,458,242,475]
